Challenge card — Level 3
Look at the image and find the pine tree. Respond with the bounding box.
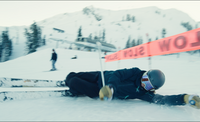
[0,46,2,59]
[42,35,46,46]
[148,38,151,42]
[102,29,105,42]
[140,38,143,44]
[137,39,140,46]
[162,28,166,38]
[181,22,193,31]
[1,47,9,62]
[37,27,42,47]
[131,39,136,47]
[78,26,82,37]
[24,22,42,54]
[0,36,2,58]
[136,38,143,46]
[24,28,36,54]
[31,22,41,48]
[8,39,12,56]
[1,30,12,62]
[126,14,131,21]
[125,36,131,48]
[132,16,135,22]
[155,37,158,40]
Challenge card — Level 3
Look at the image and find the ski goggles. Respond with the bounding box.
[141,72,155,91]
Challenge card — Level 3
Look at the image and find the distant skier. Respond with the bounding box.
[63,67,200,109]
[50,49,57,71]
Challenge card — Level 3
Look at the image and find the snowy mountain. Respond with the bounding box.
[37,6,198,45]
[0,6,199,61]
[0,48,200,121]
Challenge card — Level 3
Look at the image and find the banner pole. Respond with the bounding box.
[117,47,121,69]
[146,33,151,70]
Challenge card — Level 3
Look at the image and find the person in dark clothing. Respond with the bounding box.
[50,49,57,71]
[64,67,200,109]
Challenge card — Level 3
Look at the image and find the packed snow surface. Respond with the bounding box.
[0,48,200,121]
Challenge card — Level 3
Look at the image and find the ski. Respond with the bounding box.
[43,69,58,72]
[0,87,69,92]
[0,77,69,101]
[0,87,69,102]
[0,90,68,102]
[0,77,66,88]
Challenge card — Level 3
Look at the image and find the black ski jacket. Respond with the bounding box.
[51,52,57,61]
[97,67,186,106]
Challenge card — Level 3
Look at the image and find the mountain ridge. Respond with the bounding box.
[0,6,199,60]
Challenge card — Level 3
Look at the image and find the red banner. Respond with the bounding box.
[149,28,200,56]
[105,28,200,62]
[104,51,120,62]
[120,43,149,60]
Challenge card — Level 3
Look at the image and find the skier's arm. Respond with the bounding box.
[139,93,200,109]
[139,92,186,106]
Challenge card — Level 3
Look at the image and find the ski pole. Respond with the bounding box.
[96,42,105,87]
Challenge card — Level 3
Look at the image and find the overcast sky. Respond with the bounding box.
[0,1,200,27]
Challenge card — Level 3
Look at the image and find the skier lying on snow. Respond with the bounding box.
[63,67,200,109]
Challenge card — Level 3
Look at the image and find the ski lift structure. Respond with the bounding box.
[50,27,117,52]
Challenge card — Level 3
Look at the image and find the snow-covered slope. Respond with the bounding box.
[0,48,200,121]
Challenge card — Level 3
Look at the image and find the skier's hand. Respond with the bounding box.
[184,94,200,109]
[99,85,113,101]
